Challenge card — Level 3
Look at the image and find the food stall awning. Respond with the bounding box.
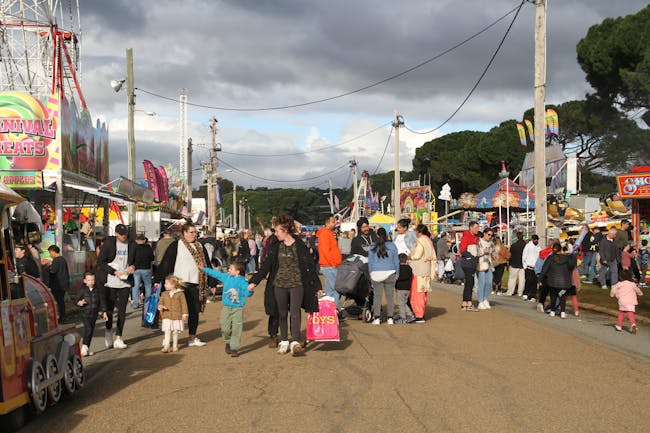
[64,182,135,205]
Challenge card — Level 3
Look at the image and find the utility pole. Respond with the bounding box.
[533,0,547,246]
[208,117,218,234]
[232,181,237,230]
[350,159,358,222]
[393,111,404,222]
[126,48,136,237]
[187,137,193,214]
[328,178,334,214]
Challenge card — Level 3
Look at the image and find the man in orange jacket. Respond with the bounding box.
[317,215,343,307]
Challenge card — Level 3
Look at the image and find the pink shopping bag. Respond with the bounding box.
[306,297,340,342]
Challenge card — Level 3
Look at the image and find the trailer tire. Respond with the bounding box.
[44,355,62,405]
[63,358,76,394]
[71,354,84,389]
[27,360,47,413]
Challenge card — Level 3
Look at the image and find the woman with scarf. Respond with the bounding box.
[408,224,437,323]
[248,214,321,356]
[155,221,216,347]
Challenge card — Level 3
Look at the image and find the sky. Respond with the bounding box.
[72,0,648,190]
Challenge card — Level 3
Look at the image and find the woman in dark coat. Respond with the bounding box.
[248,214,321,356]
[539,241,577,319]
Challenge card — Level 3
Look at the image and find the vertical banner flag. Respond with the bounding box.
[157,166,169,203]
[546,109,559,136]
[516,123,527,146]
[215,182,222,205]
[524,119,535,143]
[142,160,160,201]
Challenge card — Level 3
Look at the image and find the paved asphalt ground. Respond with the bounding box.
[19,281,650,433]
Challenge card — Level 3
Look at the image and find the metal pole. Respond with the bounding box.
[534,0,547,247]
[209,117,218,234]
[187,138,193,215]
[232,183,237,229]
[393,112,403,222]
[126,48,136,237]
[351,160,358,222]
[328,178,334,214]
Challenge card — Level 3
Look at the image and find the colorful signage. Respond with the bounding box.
[0,170,43,188]
[617,173,650,199]
[0,91,109,185]
[400,186,434,214]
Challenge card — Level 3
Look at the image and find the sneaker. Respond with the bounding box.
[113,338,128,349]
[496,292,502,296]
[188,338,207,347]
[601,285,608,290]
[161,346,169,353]
[230,350,240,357]
[80,344,89,357]
[225,343,231,354]
[405,316,416,323]
[528,298,536,303]
[268,336,278,348]
[172,345,179,352]
[537,303,545,313]
[104,329,114,348]
[631,324,637,335]
[387,318,394,325]
[549,311,555,317]
[522,295,528,301]
[415,318,425,323]
[574,310,580,317]
[490,291,495,295]
[464,304,475,311]
[290,341,302,356]
[477,302,487,310]
[372,318,380,325]
[277,340,290,354]
[484,300,491,309]
[560,312,567,319]
[614,325,622,331]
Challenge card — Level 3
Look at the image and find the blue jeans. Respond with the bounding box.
[599,261,618,287]
[321,266,339,307]
[581,251,597,281]
[247,256,257,274]
[476,270,493,302]
[132,269,152,308]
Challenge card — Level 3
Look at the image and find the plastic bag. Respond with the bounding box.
[444,259,454,272]
[144,285,160,325]
[306,297,340,342]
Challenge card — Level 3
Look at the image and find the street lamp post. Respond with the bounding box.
[111,47,136,237]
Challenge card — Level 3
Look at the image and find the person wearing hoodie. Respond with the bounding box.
[539,241,576,318]
[316,215,343,307]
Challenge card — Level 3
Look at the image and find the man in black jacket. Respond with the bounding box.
[350,217,378,257]
[505,232,526,296]
[96,224,135,349]
[598,227,619,290]
[47,245,69,322]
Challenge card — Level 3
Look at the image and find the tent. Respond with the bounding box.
[475,178,535,211]
[368,213,395,232]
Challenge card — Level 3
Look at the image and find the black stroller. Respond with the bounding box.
[335,256,374,322]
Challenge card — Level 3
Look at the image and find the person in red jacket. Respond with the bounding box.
[317,215,343,307]
[459,221,480,310]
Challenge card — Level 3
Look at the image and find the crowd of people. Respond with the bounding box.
[35,214,646,358]
[450,219,645,332]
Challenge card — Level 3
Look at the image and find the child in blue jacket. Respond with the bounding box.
[202,260,253,357]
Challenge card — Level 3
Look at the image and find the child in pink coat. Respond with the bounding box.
[610,270,643,334]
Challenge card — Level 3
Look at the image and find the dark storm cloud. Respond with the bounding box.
[85,0,648,186]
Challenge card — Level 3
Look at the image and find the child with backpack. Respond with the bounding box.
[610,270,643,334]
[394,253,414,324]
[202,261,253,357]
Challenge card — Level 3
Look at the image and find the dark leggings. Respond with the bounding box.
[268,314,279,337]
[105,287,130,336]
[52,288,66,320]
[492,264,506,291]
[275,286,303,342]
[81,315,97,346]
[184,283,201,336]
[462,265,476,302]
[549,286,567,313]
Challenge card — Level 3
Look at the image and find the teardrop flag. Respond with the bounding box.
[524,119,534,143]
[516,123,527,146]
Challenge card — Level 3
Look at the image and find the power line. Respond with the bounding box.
[372,126,394,175]
[217,157,349,183]
[134,3,525,112]
[220,121,392,157]
[403,0,527,135]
